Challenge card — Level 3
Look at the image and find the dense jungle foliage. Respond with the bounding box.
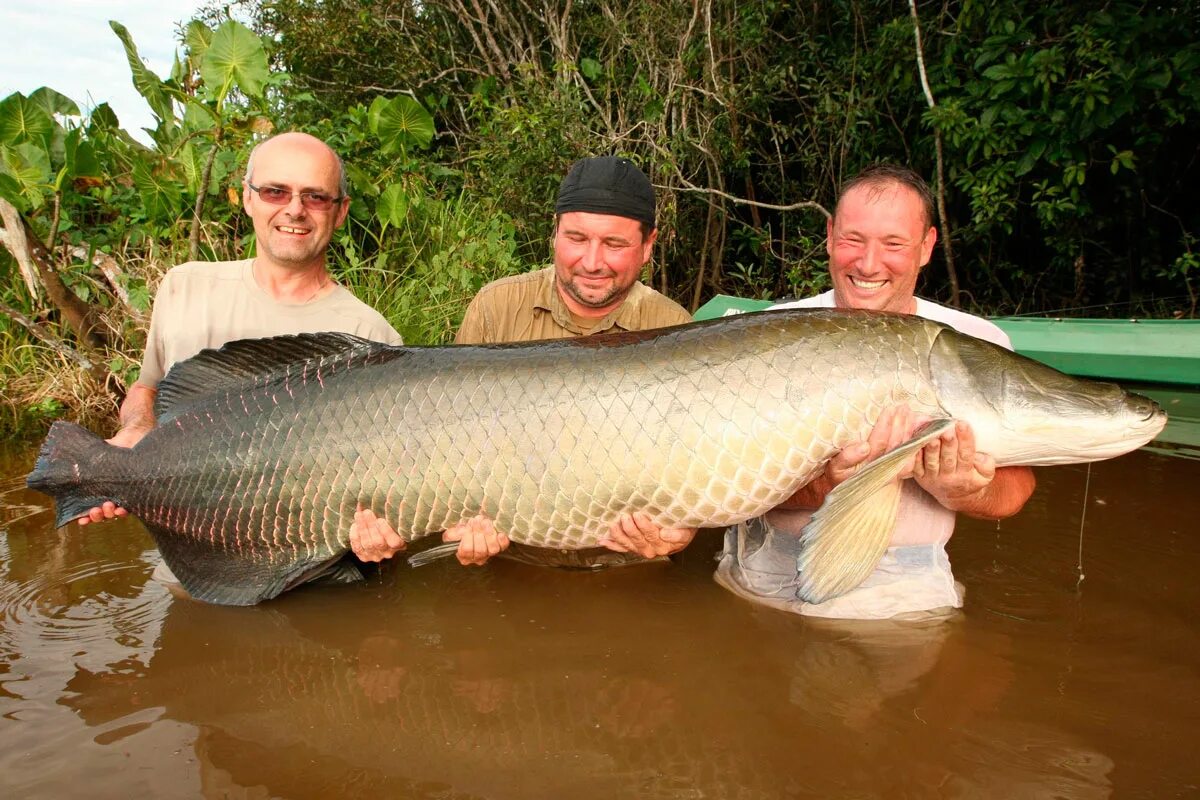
[1,0,1198,436]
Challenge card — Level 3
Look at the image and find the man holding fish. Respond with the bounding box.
[352,155,701,568]
[77,131,420,581]
[714,164,1037,619]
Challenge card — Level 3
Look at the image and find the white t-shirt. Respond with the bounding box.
[767,290,1014,547]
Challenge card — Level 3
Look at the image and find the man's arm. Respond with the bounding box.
[109,383,158,447]
[780,409,1036,522]
[436,511,695,566]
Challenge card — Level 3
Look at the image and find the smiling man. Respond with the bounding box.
[78,132,407,587]
[455,156,692,342]
[714,163,1037,620]
[351,156,697,569]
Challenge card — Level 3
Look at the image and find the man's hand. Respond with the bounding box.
[599,512,697,559]
[350,507,407,562]
[79,385,157,527]
[911,420,1034,519]
[442,515,510,566]
[911,419,994,507]
[77,500,129,527]
[107,425,153,449]
[77,427,149,526]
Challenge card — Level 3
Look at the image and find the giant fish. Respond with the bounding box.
[27,309,1167,606]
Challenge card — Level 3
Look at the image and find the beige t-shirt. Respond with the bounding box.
[455,267,692,344]
[138,259,403,388]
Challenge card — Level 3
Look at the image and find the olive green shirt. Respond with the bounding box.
[455,267,691,344]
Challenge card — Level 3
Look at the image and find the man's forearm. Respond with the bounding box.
[942,466,1036,521]
[778,471,838,511]
[111,383,158,446]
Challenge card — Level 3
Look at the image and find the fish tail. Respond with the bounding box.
[25,421,125,528]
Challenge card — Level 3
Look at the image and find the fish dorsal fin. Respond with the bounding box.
[154,332,398,422]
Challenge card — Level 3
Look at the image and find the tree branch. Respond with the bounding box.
[909,0,959,307]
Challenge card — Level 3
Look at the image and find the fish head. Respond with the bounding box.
[928,328,1167,466]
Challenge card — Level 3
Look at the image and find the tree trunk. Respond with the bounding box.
[909,0,961,307]
[0,197,108,350]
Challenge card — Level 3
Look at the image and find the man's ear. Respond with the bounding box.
[335,197,351,229]
[641,226,659,263]
[825,215,835,257]
[920,226,938,266]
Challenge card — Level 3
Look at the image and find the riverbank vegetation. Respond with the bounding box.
[2,1,1198,437]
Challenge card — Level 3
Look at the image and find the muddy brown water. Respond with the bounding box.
[0,431,1197,798]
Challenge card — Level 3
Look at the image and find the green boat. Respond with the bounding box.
[693,294,1200,386]
[692,294,1200,457]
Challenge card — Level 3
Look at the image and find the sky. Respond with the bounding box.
[0,1,212,141]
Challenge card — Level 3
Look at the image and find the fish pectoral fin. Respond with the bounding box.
[797,417,954,604]
[303,555,367,586]
[406,542,460,568]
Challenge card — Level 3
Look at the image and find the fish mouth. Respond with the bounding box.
[1125,392,1168,433]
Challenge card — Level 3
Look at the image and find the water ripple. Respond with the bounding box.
[0,542,169,659]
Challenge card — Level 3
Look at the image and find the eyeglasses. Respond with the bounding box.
[247,183,345,211]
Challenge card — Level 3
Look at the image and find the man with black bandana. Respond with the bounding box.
[455,155,692,342]
[352,156,699,568]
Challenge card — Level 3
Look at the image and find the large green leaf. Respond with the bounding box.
[64,128,102,180]
[0,143,52,209]
[132,160,183,220]
[185,20,214,64]
[0,94,55,149]
[368,94,435,153]
[376,183,410,228]
[110,20,175,123]
[0,172,27,211]
[181,99,221,135]
[89,103,120,132]
[29,87,81,118]
[178,142,225,196]
[201,21,269,102]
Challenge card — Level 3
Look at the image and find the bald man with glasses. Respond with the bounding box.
[78,132,407,590]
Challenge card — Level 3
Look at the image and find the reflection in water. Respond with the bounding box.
[2,445,1198,798]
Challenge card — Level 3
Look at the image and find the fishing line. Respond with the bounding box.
[1075,463,1092,588]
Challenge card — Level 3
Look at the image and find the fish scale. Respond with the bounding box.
[27,308,1166,605]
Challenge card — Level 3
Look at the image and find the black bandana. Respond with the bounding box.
[554,156,656,229]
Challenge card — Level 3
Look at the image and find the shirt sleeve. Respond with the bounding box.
[454,293,490,344]
[136,272,175,389]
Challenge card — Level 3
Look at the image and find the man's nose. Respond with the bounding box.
[860,240,883,272]
[284,192,307,215]
[580,240,603,271]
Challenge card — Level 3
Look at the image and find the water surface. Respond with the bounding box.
[1,435,1197,798]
